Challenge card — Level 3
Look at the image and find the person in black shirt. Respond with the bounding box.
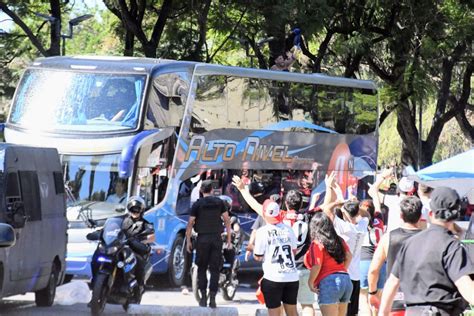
[379,187,474,316]
[120,196,155,289]
[367,192,422,313]
[185,180,232,308]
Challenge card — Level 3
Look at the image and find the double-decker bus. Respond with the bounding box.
[4,56,378,286]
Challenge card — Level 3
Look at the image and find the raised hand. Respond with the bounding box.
[381,167,393,180]
[325,171,336,187]
[232,175,246,191]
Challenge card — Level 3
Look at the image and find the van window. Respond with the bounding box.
[19,171,42,221]
[53,171,65,194]
[6,172,21,198]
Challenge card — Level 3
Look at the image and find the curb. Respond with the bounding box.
[127,304,239,316]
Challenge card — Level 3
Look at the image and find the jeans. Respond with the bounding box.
[195,233,222,293]
[318,272,353,305]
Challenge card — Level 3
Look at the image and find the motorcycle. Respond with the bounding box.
[191,195,242,302]
[86,217,153,315]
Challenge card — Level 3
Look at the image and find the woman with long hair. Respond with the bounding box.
[305,212,353,316]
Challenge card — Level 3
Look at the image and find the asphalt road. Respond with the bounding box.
[0,273,267,316]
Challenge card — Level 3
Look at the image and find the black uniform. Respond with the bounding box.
[392,225,474,315]
[121,216,154,286]
[386,227,421,311]
[190,195,227,293]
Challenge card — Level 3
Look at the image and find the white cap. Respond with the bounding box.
[398,177,414,193]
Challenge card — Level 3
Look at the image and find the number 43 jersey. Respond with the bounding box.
[254,223,299,282]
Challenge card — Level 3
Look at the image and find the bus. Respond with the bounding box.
[4,56,378,286]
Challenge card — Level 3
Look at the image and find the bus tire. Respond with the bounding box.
[168,234,188,287]
[35,264,58,307]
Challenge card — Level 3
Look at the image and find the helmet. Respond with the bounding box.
[127,196,146,214]
[248,181,265,196]
[218,195,233,212]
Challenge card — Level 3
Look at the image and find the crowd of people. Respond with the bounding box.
[182,164,474,315]
[226,169,474,316]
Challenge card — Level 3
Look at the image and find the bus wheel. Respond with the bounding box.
[35,264,58,307]
[168,235,188,287]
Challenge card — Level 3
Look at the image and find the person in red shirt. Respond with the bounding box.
[304,212,353,316]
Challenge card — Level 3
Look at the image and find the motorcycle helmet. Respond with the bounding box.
[127,196,146,215]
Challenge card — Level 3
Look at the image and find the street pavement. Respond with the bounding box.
[0,286,262,315]
[0,273,325,316]
[0,271,333,316]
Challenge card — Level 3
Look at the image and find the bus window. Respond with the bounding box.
[193,75,228,131]
[193,75,377,134]
[133,137,175,208]
[147,72,189,129]
[9,70,145,132]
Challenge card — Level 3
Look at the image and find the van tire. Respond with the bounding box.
[35,265,58,307]
[168,235,188,287]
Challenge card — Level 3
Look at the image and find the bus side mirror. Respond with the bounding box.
[0,223,16,248]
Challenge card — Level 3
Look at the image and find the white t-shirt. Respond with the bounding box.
[419,196,430,224]
[385,194,402,232]
[254,223,299,283]
[333,216,369,280]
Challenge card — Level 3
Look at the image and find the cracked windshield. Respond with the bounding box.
[9,69,146,132]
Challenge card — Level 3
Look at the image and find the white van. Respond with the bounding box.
[0,144,67,306]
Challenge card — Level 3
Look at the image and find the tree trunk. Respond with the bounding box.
[48,0,61,56]
[124,30,134,56]
[262,7,287,68]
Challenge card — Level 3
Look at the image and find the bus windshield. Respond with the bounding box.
[9,69,146,132]
[63,154,128,222]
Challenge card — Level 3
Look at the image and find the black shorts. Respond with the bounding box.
[261,278,299,309]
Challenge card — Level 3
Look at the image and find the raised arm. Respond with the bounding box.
[320,172,336,220]
[368,168,393,214]
[232,175,264,217]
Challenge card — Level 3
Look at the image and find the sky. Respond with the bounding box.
[0,0,106,33]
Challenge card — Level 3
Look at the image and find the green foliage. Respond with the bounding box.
[1,0,471,164]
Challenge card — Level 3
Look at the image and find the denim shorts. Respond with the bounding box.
[318,273,353,305]
[360,260,386,289]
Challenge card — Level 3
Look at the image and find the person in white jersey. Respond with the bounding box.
[233,175,299,316]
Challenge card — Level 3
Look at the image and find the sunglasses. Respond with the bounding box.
[129,207,141,214]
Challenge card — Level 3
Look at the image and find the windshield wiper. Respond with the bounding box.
[75,201,99,228]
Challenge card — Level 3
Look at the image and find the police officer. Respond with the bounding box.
[121,196,155,291]
[186,180,232,308]
[379,187,474,316]
[88,196,155,302]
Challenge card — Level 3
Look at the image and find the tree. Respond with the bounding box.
[0,0,65,57]
[363,0,473,167]
[102,0,174,58]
